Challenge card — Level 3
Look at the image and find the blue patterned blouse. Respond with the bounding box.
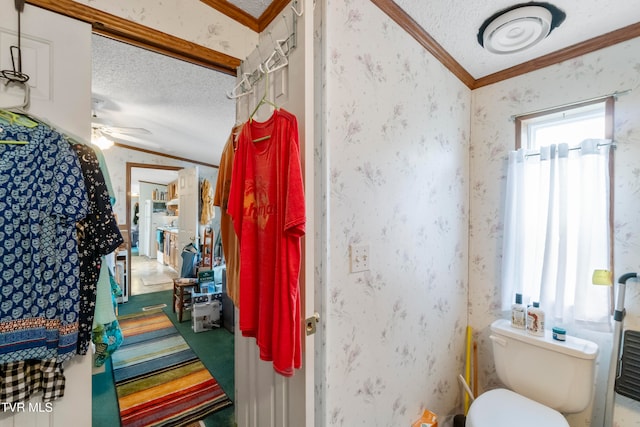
[0,120,89,363]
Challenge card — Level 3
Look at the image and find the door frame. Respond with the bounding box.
[125,162,182,300]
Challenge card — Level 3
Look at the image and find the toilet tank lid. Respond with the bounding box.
[491,319,598,360]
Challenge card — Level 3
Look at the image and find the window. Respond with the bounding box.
[502,98,614,329]
[516,98,613,149]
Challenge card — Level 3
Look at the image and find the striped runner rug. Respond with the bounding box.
[112,309,232,427]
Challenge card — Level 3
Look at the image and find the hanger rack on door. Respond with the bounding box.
[1,0,31,110]
[226,4,300,99]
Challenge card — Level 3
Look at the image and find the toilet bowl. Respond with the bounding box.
[466,388,568,427]
[466,318,598,427]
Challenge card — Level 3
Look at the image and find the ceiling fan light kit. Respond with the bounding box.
[478,2,566,54]
[91,130,114,150]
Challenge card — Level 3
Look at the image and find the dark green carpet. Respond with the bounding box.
[92,290,235,427]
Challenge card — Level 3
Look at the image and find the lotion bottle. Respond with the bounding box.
[527,301,545,336]
[511,293,525,329]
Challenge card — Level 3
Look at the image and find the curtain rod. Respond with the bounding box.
[510,89,632,122]
[523,140,616,159]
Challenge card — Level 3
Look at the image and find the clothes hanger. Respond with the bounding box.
[0,16,31,114]
[0,76,30,110]
[248,72,279,143]
[0,0,35,145]
[248,69,279,128]
[263,42,289,74]
[0,82,35,145]
[226,71,253,99]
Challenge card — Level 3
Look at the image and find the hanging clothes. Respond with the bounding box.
[92,266,123,368]
[90,144,117,206]
[227,109,305,377]
[200,178,214,224]
[72,143,123,355]
[180,243,199,278]
[133,202,139,225]
[0,111,122,400]
[0,117,89,364]
[0,359,66,403]
[213,126,242,307]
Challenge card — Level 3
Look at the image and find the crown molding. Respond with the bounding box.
[257,0,293,32]
[200,0,260,32]
[200,0,291,32]
[370,0,476,88]
[116,143,217,169]
[24,1,640,90]
[371,0,640,90]
[25,0,241,75]
[472,21,640,89]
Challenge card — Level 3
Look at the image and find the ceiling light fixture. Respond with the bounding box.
[478,2,566,54]
[91,128,114,150]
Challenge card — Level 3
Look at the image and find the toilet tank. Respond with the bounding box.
[489,318,598,413]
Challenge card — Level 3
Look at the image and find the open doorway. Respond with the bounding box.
[91,34,237,427]
[126,163,181,298]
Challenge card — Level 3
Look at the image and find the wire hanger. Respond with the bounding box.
[0,79,30,112]
[0,0,33,144]
[1,0,30,109]
[248,65,278,128]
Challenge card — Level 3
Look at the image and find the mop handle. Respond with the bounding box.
[604,272,637,427]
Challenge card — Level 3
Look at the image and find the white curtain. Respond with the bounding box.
[501,139,611,329]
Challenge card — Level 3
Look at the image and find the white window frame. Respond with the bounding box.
[514,96,615,313]
[516,97,614,149]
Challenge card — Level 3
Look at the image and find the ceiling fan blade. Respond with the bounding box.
[100,126,151,136]
[101,132,162,148]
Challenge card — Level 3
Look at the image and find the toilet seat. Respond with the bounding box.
[466,388,569,427]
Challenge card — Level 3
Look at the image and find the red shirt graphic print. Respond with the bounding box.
[227,108,305,377]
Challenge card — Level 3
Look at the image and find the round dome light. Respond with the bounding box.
[482,5,554,54]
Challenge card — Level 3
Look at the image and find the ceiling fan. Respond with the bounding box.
[91,116,151,138]
[91,98,155,149]
[91,96,151,145]
[91,117,153,150]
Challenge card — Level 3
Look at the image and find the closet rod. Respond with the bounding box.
[510,89,632,122]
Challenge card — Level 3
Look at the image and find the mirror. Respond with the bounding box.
[126,163,181,298]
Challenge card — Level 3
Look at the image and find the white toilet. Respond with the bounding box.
[466,318,599,427]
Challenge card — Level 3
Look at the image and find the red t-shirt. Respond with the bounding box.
[227,109,305,376]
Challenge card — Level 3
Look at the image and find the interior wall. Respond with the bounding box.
[100,145,219,227]
[321,1,471,425]
[469,36,640,427]
[74,0,257,59]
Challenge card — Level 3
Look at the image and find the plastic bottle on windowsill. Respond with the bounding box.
[526,301,545,336]
[511,293,525,329]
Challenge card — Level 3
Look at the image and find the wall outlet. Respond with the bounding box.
[350,244,369,273]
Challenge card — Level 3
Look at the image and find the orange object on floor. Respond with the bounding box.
[411,409,438,427]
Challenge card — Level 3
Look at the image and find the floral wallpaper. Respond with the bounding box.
[470,38,640,427]
[321,1,470,425]
[78,0,257,58]
[86,2,640,426]
[101,145,219,229]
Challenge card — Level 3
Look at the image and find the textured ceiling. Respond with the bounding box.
[91,0,640,171]
[395,0,640,79]
[91,34,236,166]
[228,0,272,19]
